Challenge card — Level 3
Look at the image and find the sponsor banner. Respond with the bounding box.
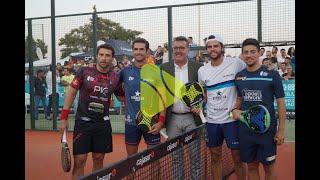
[274,80,295,110]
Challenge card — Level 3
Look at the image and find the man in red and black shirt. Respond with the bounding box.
[59,44,124,180]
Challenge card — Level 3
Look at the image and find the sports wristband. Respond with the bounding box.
[60,109,70,121]
[158,115,166,124]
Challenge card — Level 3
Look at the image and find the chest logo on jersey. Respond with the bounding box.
[212,91,227,101]
[94,85,109,95]
[87,76,94,82]
[222,73,235,78]
[128,76,134,81]
[131,91,144,101]
[242,89,262,101]
[260,71,269,76]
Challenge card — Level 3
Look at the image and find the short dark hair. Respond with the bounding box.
[280,48,285,52]
[97,43,115,57]
[260,47,265,50]
[37,69,44,74]
[132,37,149,51]
[188,36,193,40]
[241,38,260,52]
[174,36,189,46]
[262,58,270,63]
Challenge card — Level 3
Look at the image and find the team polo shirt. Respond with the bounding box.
[70,66,123,122]
[234,65,285,126]
[119,65,142,125]
[198,57,246,124]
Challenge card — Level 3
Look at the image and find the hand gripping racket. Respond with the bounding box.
[180,81,206,123]
[230,105,271,134]
[61,129,71,172]
[136,110,168,139]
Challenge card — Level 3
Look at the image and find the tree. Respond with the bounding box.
[25,36,48,62]
[59,17,142,59]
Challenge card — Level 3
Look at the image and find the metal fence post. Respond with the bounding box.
[167,7,173,62]
[257,0,262,42]
[92,5,97,61]
[27,19,35,129]
[51,0,57,130]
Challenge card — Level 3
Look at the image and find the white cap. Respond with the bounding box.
[205,34,224,45]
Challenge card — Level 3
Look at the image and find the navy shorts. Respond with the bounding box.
[239,123,277,165]
[125,124,160,145]
[73,119,112,155]
[206,121,240,149]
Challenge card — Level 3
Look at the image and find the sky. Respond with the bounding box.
[25,0,204,18]
[25,0,295,59]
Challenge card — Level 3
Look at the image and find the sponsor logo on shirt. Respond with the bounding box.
[87,76,94,82]
[242,89,262,101]
[222,73,235,78]
[128,76,134,81]
[260,71,269,76]
[236,75,246,80]
[94,85,109,95]
[212,91,227,101]
[131,91,144,101]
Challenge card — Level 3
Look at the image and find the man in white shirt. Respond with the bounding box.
[198,34,247,180]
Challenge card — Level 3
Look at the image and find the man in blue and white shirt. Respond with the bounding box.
[198,34,246,180]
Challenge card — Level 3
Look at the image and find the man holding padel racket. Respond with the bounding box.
[232,38,286,180]
[160,36,203,179]
[59,44,124,180]
[198,34,247,180]
[118,38,165,157]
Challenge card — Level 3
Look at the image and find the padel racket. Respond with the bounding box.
[136,110,168,139]
[180,81,206,123]
[61,129,71,172]
[230,105,271,134]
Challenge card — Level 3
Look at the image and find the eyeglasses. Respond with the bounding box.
[173,46,187,51]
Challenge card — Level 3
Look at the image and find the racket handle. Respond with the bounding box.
[62,129,67,143]
[199,110,206,123]
[160,130,168,139]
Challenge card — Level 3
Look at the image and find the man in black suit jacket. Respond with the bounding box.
[160,36,203,179]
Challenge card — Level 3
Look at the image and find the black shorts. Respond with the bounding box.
[73,119,112,155]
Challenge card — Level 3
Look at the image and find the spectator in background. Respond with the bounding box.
[187,36,197,61]
[271,46,279,58]
[56,63,63,77]
[113,65,121,73]
[25,70,30,83]
[278,62,287,77]
[154,45,164,66]
[162,47,169,64]
[285,56,295,71]
[33,69,50,120]
[262,58,275,70]
[282,65,295,80]
[46,65,60,120]
[258,47,266,64]
[265,50,272,60]
[61,67,75,99]
[287,47,295,58]
[270,57,278,70]
[278,48,288,64]
[121,55,131,67]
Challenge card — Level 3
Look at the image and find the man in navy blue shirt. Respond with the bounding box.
[119,38,164,157]
[232,38,286,180]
